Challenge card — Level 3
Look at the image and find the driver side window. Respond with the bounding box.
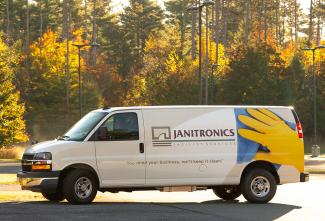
[96,112,139,141]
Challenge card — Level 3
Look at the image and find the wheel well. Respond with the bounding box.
[58,163,100,189]
[241,161,280,184]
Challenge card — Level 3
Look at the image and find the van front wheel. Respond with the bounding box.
[241,168,277,203]
[63,170,98,204]
[41,191,65,202]
[213,186,241,200]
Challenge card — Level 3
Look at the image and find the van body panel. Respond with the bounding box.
[20,105,305,191]
[143,108,238,186]
[25,141,99,175]
[94,109,146,187]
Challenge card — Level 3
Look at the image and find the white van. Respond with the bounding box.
[17,106,309,204]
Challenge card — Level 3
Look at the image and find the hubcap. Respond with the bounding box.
[250,176,270,198]
[225,186,235,194]
[74,177,92,199]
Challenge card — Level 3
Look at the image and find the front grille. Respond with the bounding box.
[21,153,34,172]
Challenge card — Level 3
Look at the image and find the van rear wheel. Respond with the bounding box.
[213,186,241,200]
[241,168,277,203]
[63,170,98,205]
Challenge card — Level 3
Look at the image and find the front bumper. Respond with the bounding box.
[17,171,60,193]
[300,172,309,182]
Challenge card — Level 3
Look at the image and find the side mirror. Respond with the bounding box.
[97,127,109,141]
[31,140,38,145]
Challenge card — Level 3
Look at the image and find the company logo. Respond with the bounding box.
[152,127,171,140]
[152,127,172,146]
[151,126,235,147]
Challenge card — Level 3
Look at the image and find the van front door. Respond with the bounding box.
[93,110,145,187]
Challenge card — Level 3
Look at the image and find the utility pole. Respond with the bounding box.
[303,45,325,156]
[73,42,100,119]
[205,4,209,104]
[63,0,70,127]
[187,0,214,105]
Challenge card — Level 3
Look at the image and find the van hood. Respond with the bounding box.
[25,140,69,154]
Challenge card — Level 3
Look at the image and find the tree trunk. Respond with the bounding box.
[308,0,313,45]
[281,1,286,45]
[221,0,228,47]
[244,0,250,43]
[275,0,279,45]
[294,0,298,42]
[211,1,215,40]
[212,0,220,103]
[63,0,70,128]
[257,0,262,43]
[180,0,185,58]
[39,0,43,38]
[90,0,97,65]
[84,0,89,33]
[63,0,69,39]
[215,0,220,54]
[316,0,320,45]
[6,0,10,37]
[190,0,196,60]
[26,0,30,64]
[263,0,267,42]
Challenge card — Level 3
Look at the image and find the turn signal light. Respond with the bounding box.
[32,164,51,170]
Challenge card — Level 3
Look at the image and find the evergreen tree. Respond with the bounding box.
[220,43,287,105]
[120,0,164,56]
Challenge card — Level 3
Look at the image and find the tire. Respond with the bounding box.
[213,186,241,200]
[62,170,98,205]
[241,168,277,203]
[41,191,65,202]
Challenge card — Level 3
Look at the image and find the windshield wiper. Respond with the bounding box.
[57,135,70,140]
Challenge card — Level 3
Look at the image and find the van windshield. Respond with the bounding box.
[58,112,108,141]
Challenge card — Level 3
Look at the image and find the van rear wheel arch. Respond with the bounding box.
[241,160,280,185]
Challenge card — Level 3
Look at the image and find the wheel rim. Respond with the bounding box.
[74,177,93,199]
[224,186,236,194]
[250,176,270,198]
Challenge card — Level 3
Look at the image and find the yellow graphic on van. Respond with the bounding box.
[238,108,304,172]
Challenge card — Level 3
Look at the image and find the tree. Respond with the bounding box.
[120,0,164,56]
[220,42,288,105]
[25,30,101,140]
[124,27,198,105]
[165,0,192,57]
[0,36,28,148]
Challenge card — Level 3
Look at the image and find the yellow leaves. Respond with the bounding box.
[30,29,89,82]
[0,37,28,146]
[165,51,183,74]
[302,41,325,69]
[280,41,296,67]
[123,75,148,106]
[193,37,228,77]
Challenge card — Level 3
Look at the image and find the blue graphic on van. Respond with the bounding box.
[235,108,260,163]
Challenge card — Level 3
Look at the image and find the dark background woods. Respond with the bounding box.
[0,0,324,149]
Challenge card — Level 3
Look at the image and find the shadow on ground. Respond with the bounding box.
[0,199,301,221]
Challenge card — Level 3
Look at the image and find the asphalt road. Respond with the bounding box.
[0,174,324,221]
[0,163,20,174]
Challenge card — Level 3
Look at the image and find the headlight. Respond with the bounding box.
[32,152,52,171]
[33,152,52,160]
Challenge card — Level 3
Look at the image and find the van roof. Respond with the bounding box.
[92,105,294,113]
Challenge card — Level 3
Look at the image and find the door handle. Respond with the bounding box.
[139,143,144,153]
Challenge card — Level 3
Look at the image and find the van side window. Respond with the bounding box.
[97,112,139,141]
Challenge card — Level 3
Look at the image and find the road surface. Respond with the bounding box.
[0,174,324,221]
[0,163,20,174]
